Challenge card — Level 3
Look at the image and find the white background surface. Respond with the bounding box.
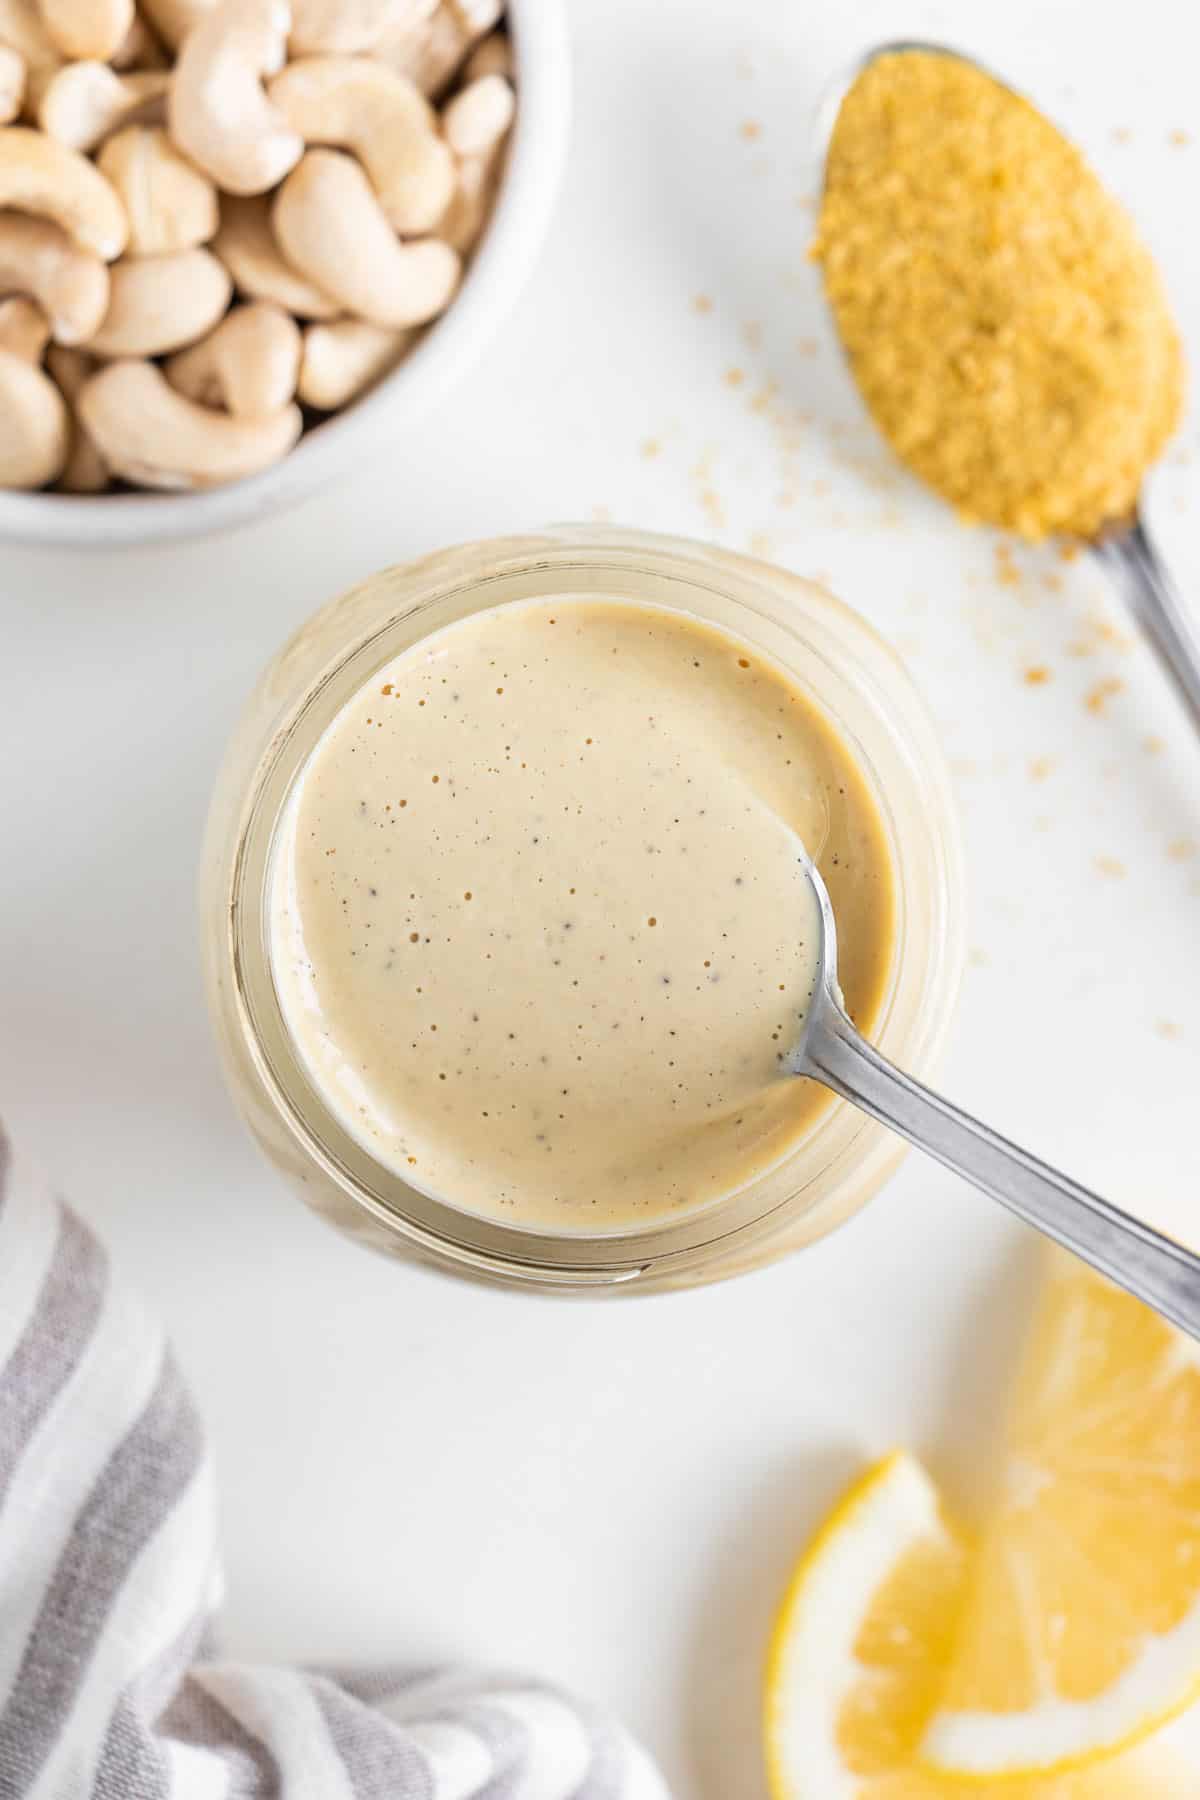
[4,0,1200,1792]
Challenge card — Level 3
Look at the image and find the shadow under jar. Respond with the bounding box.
[202,528,965,1292]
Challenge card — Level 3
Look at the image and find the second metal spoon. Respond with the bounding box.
[818,40,1200,740]
[1094,514,1200,735]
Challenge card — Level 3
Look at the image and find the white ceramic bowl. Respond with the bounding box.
[0,0,570,549]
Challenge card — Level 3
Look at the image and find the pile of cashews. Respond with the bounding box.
[0,0,516,492]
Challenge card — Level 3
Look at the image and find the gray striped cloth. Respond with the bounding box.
[0,1134,670,1799]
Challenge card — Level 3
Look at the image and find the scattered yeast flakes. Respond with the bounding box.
[700,488,725,528]
[1156,1020,1183,1040]
[1085,676,1124,713]
[1095,854,1126,878]
[1094,617,1134,649]
[1029,756,1055,781]
[994,544,1021,586]
[1024,664,1052,686]
[739,119,761,141]
[1168,838,1197,862]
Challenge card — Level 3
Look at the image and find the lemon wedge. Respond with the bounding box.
[923,1257,1200,1779]
[765,1449,1200,1798]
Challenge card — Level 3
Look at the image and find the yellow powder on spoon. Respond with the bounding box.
[814,50,1183,540]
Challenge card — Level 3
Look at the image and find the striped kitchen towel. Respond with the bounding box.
[0,1133,670,1799]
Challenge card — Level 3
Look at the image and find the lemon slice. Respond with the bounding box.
[922,1257,1200,1779]
[765,1450,1199,1799]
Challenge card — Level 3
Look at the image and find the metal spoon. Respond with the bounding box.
[1094,516,1200,734]
[789,851,1200,1339]
[817,41,1200,737]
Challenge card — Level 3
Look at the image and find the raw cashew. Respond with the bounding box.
[0,43,24,120]
[298,315,410,408]
[110,12,168,69]
[441,70,511,156]
[137,0,209,50]
[267,53,453,233]
[84,243,231,354]
[78,356,301,486]
[212,190,338,316]
[375,0,496,95]
[272,148,459,328]
[462,28,508,81]
[0,211,108,341]
[0,291,48,355]
[0,342,67,483]
[98,125,218,254]
[46,339,106,488]
[0,0,61,116]
[168,0,302,195]
[37,0,132,61]
[166,298,299,414]
[0,125,126,256]
[437,137,497,253]
[0,0,53,64]
[288,0,430,54]
[46,334,90,384]
[39,61,168,151]
[448,0,501,30]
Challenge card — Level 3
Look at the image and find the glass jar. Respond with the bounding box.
[202,527,965,1292]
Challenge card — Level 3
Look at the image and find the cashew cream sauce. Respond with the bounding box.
[269,598,896,1230]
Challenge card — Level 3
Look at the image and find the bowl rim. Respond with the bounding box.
[0,0,571,550]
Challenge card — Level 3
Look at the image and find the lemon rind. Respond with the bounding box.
[920,1657,1200,1785]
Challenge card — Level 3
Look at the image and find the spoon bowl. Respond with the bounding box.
[790,845,1200,1339]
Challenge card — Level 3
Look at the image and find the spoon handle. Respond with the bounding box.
[805,1001,1200,1338]
[1094,515,1200,737]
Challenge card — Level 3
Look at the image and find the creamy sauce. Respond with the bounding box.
[270,598,895,1231]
